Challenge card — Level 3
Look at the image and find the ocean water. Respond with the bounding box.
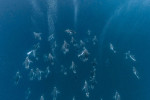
[0,0,150,100]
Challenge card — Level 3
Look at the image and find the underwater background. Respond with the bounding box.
[0,0,150,100]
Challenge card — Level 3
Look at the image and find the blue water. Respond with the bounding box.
[0,0,150,100]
